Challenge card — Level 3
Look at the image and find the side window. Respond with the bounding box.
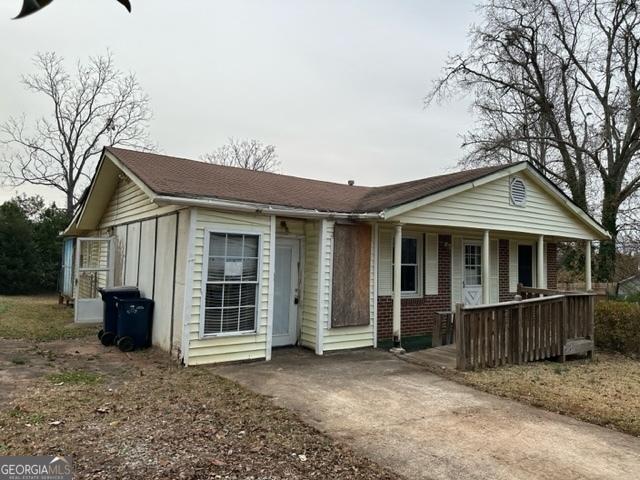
[203,232,260,335]
[392,235,419,294]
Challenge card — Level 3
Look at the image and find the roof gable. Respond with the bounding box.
[387,166,608,240]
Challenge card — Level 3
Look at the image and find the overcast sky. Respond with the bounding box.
[0,0,477,205]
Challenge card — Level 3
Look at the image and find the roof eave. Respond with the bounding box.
[153,194,384,219]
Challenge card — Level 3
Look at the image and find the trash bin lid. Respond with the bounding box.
[99,286,140,293]
[99,286,140,299]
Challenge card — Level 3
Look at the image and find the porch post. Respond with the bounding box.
[585,240,592,291]
[537,234,545,288]
[392,223,403,351]
[482,230,490,304]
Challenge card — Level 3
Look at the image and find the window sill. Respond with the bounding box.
[401,292,423,299]
[378,292,424,299]
[200,330,257,339]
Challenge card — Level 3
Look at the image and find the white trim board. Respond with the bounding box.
[266,215,277,360]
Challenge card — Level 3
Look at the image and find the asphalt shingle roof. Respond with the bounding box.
[106,147,513,213]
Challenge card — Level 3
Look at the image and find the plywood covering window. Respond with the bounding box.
[203,232,260,335]
[331,224,371,327]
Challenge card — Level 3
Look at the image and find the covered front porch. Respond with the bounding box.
[382,220,597,370]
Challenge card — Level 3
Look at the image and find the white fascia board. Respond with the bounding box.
[73,150,158,231]
[61,207,83,236]
[154,195,383,220]
[73,155,107,229]
[383,163,528,219]
[103,150,159,201]
[523,167,610,240]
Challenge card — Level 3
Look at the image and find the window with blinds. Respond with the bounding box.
[203,232,260,335]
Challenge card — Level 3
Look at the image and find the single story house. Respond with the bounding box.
[63,147,609,365]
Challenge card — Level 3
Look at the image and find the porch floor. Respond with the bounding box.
[402,344,457,370]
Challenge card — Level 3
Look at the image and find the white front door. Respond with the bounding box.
[74,237,114,323]
[463,242,483,306]
[272,238,300,347]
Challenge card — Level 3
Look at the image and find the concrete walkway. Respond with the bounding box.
[215,348,640,480]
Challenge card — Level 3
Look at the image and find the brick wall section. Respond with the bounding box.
[547,242,558,289]
[376,236,559,343]
[498,239,512,302]
[377,234,451,342]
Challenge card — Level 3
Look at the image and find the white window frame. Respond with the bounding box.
[392,232,423,297]
[199,227,264,338]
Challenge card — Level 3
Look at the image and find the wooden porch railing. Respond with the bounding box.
[454,291,595,370]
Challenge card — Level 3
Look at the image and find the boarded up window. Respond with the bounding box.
[331,223,371,327]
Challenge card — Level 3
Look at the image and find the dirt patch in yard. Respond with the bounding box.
[456,352,640,437]
[0,298,398,480]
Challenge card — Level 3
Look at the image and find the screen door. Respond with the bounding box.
[74,238,113,323]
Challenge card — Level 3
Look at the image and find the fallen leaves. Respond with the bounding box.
[0,341,398,479]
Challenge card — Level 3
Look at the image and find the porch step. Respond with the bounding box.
[563,338,594,356]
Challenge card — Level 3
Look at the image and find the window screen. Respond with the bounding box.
[204,233,259,335]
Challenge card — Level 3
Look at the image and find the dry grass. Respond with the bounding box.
[459,353,640,436]
[0,296,398,479]
[0,295,96,341]
[0,350,399,479]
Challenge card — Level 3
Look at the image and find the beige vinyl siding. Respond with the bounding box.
[300,221,318,350]
[276,218,306,237]
[78,170,188,356]
[323,221,375,352]
[187,208,271,365]
[392,171,596,240]
[99,177,179,228]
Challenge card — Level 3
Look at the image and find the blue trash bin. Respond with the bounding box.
[114,297,154,352]
[98,286,140,346]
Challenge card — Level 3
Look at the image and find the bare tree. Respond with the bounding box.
[427,0,640,281]
[1,51,153,215]
[202,138,280,172]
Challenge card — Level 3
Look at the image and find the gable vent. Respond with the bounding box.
[510,177,527,206]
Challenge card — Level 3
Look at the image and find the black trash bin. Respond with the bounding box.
[98,286,140,346]
[114,297,154,352]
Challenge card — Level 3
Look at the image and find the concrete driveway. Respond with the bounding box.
[215,348,640,480]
